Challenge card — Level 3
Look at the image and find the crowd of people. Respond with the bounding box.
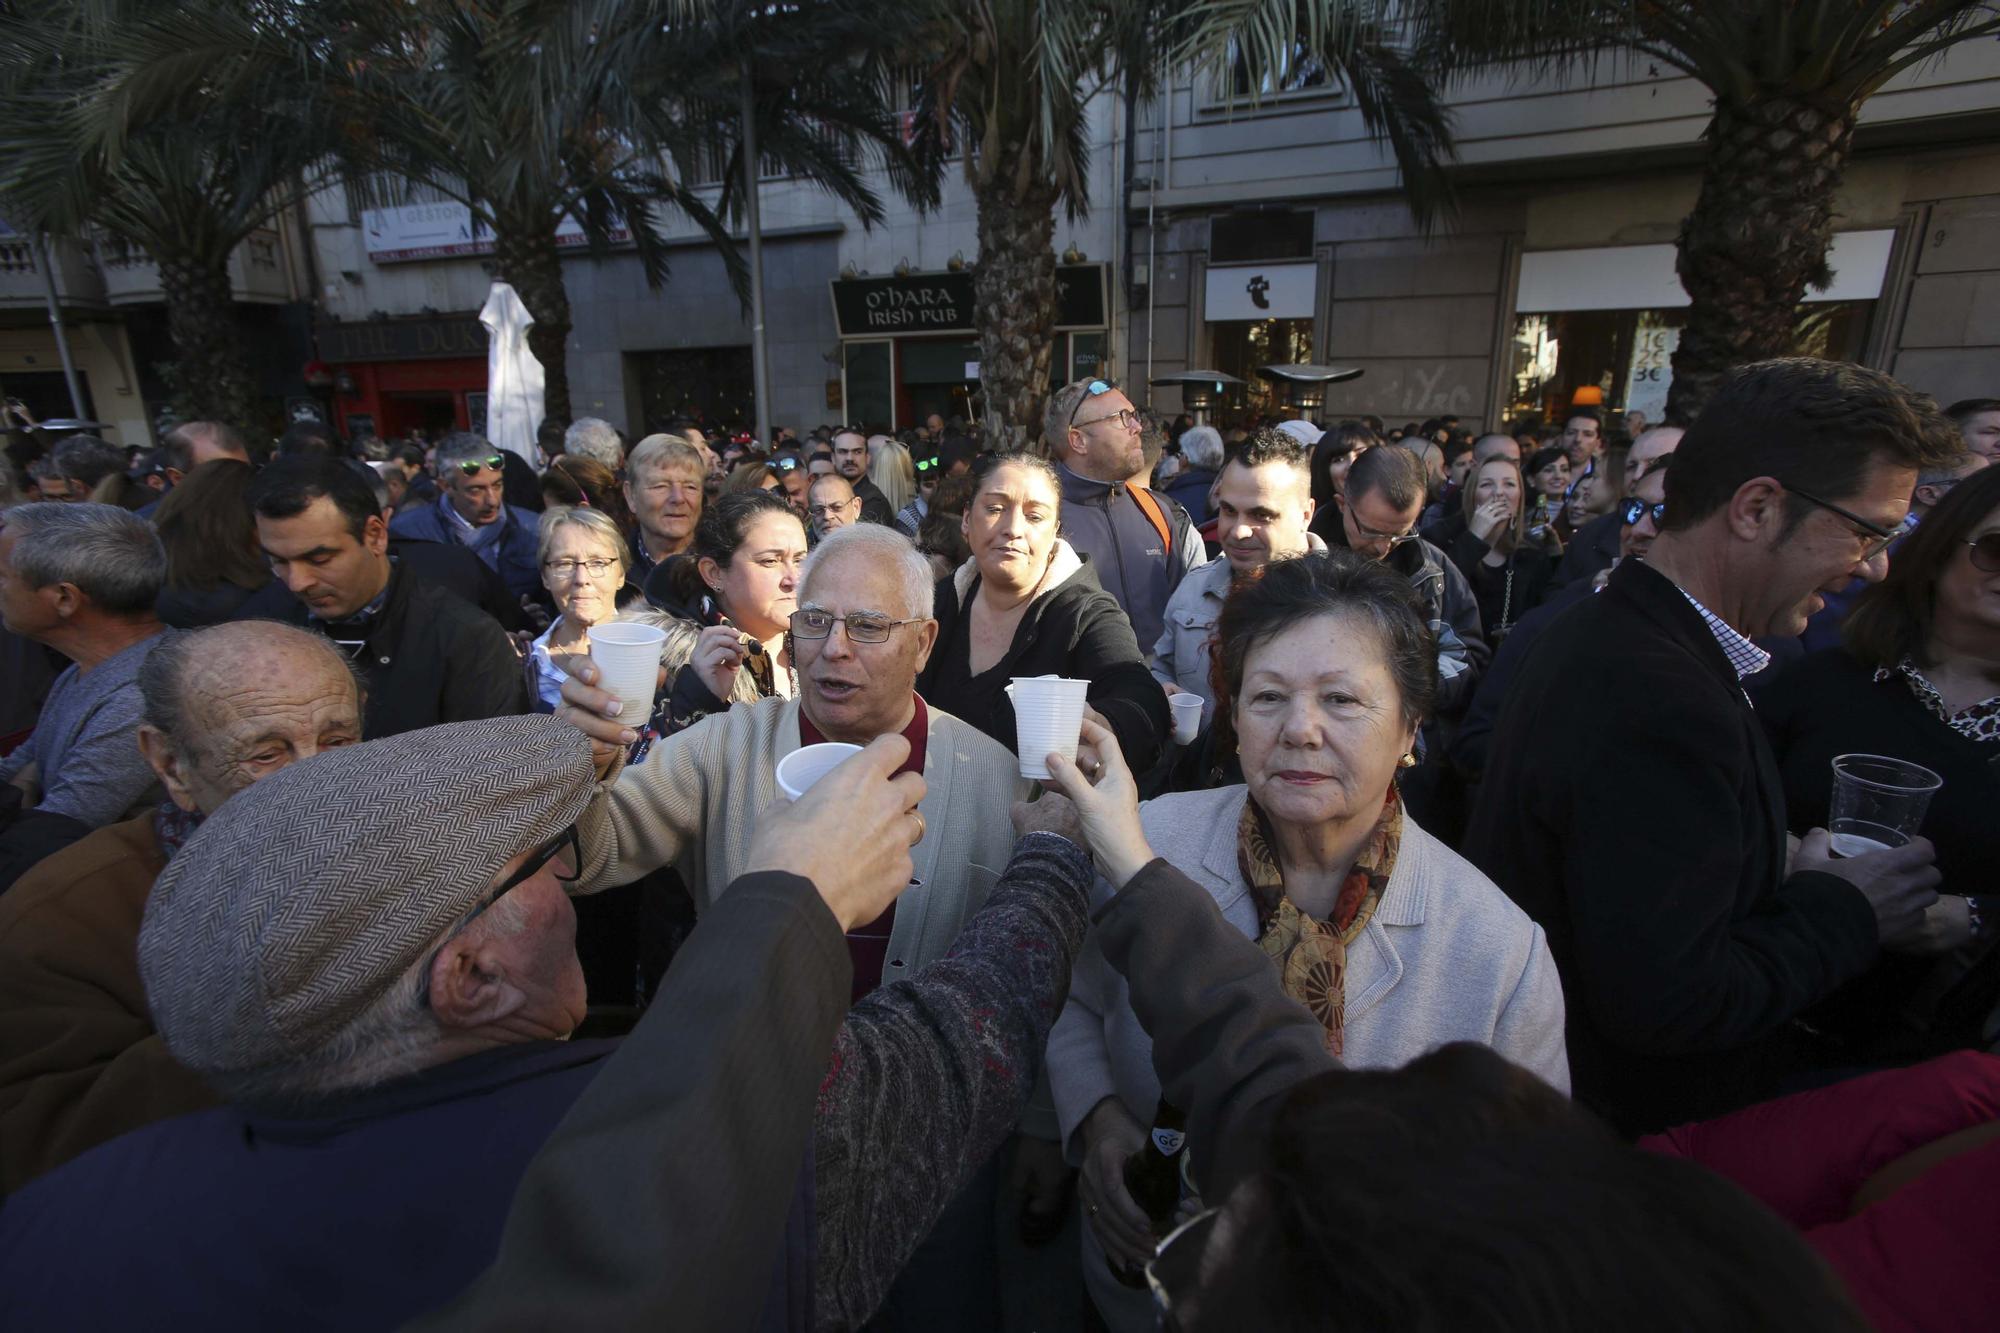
[0,367,1996,1330]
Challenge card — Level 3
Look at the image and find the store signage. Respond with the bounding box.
[1625,321,1678,424]
[831,262,1110,338]
[318,316,488,363]
[361,203,628,263]
[832,270,975,335]
[1205,261,1317,321]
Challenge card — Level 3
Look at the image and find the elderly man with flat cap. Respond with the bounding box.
[0,621,364,1192]
[1,713,1100,1333]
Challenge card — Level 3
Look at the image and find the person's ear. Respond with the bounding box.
[698,555,724,593]
[425,930,524,1030]
[911,616,940,672]
[1914,482,1942,510]
[362,513,390,557]
[1728,477,1785,543]
[137,725,201,813]
[47,581,84,621]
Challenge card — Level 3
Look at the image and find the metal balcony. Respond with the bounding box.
[0,235,109,313]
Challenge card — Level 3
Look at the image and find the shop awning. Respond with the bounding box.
[1515,230,1896,313]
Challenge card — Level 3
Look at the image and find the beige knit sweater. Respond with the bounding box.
[574,694,1031,980]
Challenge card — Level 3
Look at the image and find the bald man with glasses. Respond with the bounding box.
[1043,378,1206,661]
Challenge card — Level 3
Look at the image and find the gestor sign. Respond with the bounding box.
[831,262,1108,338]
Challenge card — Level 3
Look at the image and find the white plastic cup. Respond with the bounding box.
[1005,675,1090,781]
[1169,693,1204,746]
[588,622,668,727]
[776,742,864,801]
[1828,753,1942,856]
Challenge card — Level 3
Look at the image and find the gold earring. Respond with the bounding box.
[1398,752,1417,769]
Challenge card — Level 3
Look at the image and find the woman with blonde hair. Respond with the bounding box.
[525,505,638,710]
[868,437,916,516]
[1435,455,1555,643]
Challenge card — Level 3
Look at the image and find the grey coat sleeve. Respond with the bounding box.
[411,871,853,1333]
[812,832,1093,1331]
[1093,858,1336,1200]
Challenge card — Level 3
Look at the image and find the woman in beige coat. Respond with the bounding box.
[1045,550,1568,1331]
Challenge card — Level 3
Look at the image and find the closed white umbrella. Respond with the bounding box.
[479,281,545,468]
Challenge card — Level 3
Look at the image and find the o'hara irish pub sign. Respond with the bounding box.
[830,263,1108,338]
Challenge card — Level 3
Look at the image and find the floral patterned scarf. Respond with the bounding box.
[1237,787,1403,1057]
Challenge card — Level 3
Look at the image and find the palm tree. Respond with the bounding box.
[0,0,346,431]
[334,0,937,431]
[1412,0,2000,422]
[908,0,1457,451]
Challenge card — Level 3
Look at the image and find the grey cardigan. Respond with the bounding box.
[1048,784,1569,1329]
[1049,783,1570,1151]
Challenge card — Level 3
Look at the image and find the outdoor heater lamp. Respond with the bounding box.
[1257,363,1364,415]
[1147,370,1244,425]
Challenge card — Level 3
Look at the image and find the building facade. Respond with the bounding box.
[306,96,1128,444]
[1129,43,2000,430]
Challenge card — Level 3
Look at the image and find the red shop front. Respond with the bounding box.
[318,315,489,444]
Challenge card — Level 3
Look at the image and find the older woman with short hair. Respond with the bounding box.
[1162,425,1223,525]
[526,506,636,711]
[1046,549,1567,1331]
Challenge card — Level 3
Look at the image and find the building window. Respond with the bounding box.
[1211,317,1313,423]
[1202,38,1348,111]
[1507,303,1874,430]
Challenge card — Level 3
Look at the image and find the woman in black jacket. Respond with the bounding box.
[1433,455,1555,643]
[916,451,1169,774]
[1756,462,2000,1053]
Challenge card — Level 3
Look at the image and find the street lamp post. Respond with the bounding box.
[740,77,773,449]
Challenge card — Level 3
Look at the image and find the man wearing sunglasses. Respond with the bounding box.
[1466,358,1967,1136]
[1043,378,1206,661]
[389,432,544,606]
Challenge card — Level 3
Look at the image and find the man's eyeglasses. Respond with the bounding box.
[808,502,856,520]
[1143,1205,1223,1328]
[1346,508,1417,548]
[789,607,924,644]
[454,454,506,476]
[544,557,620,579]
[1966,532,2000,573]
[1067,378,1135,434]
[1782,484,1901,562]
[1621,499,1667,528]
[416,826,581,1009]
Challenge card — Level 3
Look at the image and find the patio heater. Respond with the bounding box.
[1146,370,1244,427]
[1256,363,1364,418]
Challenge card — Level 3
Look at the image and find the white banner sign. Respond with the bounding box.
[362,203,628,263]
[1205,262,1317,321]
[1625,321,1678,424]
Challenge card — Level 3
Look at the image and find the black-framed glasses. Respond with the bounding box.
[454,454,506,476]
[1066,378,1115,431]
[416,826,580,1008]
[1966,532,2000,573]
[1782,484,1901,562]
[1621,498,1667,527]
[789,606,924,644]
[543,556,620,579]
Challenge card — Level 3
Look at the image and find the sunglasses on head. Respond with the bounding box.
[773,456,800,472]
[1621,499,1667,527]
[1066,379,1115,431]
[455,454,505,476]
[915,457,938,473]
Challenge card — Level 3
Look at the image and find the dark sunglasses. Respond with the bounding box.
[1066,379,1115,431]
[1966,532,2000,573]
[773,456,800,472]
[1621,498,1667,527]
[454,454,506,476]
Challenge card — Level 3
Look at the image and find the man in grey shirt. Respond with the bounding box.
[0,503,165,892]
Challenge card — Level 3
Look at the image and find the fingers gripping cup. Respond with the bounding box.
[1005,675,1090,781]
[1828,753,1943,856]
[776,742,864,801]
[1168,693,1204,746]
[588,622,668,728]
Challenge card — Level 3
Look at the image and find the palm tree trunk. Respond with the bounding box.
[493,223,573,433]
[155,248,257,432]
[1666,95,1856,423]
[974,170,1061,452]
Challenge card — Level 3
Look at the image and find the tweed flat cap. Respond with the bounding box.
[139,715,598,1078]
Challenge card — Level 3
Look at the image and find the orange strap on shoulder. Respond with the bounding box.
[1126,483,1173,554]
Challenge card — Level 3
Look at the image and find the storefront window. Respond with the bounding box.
[1211,318,1313,424]
[843,340,893,431]
[1507,302,1873,429]
[899,337,980,428]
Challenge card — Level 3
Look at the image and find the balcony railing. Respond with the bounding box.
[0,235,109,311]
